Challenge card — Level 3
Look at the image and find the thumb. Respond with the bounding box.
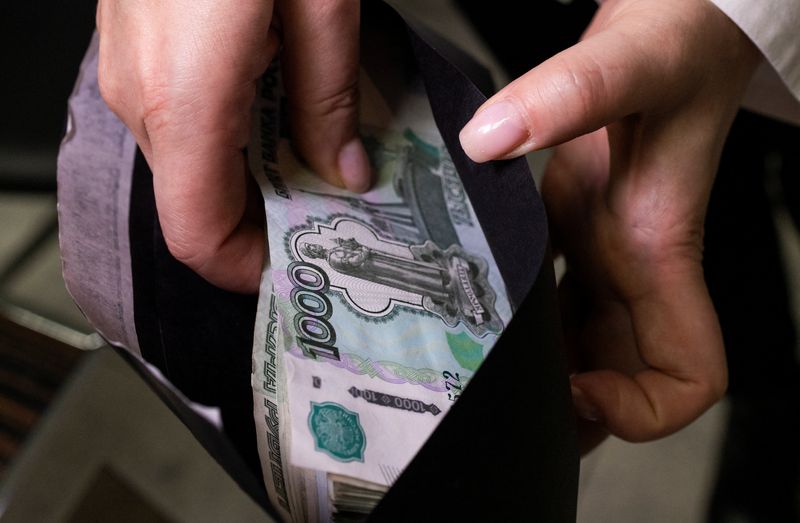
[459,29,659,162]
[279,0,371,192]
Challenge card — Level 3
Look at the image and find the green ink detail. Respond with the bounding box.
[356,357,380,379]
[346,354,441,386]
[403,129,440,162]
[446,332,484,372]
[308,402,366,462]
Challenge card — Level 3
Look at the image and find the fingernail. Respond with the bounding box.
[338,138,372,193]
[571,385,603,423]
[459,100,529,163]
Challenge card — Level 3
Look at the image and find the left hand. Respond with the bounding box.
[459,0,760,447]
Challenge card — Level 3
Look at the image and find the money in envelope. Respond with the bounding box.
[251,62,514,522]
[57,2,576,522]
[251,15,534,521]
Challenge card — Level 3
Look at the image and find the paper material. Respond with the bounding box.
[250,61,517,521]
[57,33,141,355]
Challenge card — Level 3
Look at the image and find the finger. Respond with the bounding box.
[570,268,727,441]
[459,28,666,163]
[142,9,277,294]
[278,0,371,192]
[96,1,154,161]
[146,86,268,293]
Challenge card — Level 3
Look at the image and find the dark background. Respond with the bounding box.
[1,0,97,190]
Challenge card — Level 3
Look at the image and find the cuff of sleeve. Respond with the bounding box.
[708,0,800,125]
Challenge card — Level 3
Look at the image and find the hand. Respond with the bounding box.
[96,0,368,294]
[459,0,760,447]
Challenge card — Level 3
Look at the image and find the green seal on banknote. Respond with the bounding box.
[308,402,367,463]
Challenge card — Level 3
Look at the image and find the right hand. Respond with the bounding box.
[96,0,369,294]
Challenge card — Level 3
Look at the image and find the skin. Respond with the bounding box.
[459,0,761,448]
[99,0,761,447]
[96,0,370,295]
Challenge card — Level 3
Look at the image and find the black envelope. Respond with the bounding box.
[58,2,578,520]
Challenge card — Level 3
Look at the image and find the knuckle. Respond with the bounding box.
[139,84,174,137]
[97,61,123,111]
[300,81,359,121]
[160,207,239,276]
[557,55,609,123]
[162,226,219,272]
[514,53,611,137]
[97,53,172,134]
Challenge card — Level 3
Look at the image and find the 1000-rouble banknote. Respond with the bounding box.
[250,62,513,521]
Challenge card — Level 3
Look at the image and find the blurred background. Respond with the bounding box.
[1,0,799,521]
[0,0,96,336]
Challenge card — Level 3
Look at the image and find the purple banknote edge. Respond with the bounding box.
[57,33,141,355]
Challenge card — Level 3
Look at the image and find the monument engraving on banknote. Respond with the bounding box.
[250,59,518,520]
[290,217,502,336]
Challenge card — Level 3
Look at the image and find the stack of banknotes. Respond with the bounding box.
[249,61,513,522]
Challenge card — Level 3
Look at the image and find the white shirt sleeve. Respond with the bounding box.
[708,0,800,125]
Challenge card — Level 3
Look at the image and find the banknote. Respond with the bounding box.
[250,58,514,520]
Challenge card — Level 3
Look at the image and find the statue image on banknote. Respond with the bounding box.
[250,52,517,520]
[291,218,502,337]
